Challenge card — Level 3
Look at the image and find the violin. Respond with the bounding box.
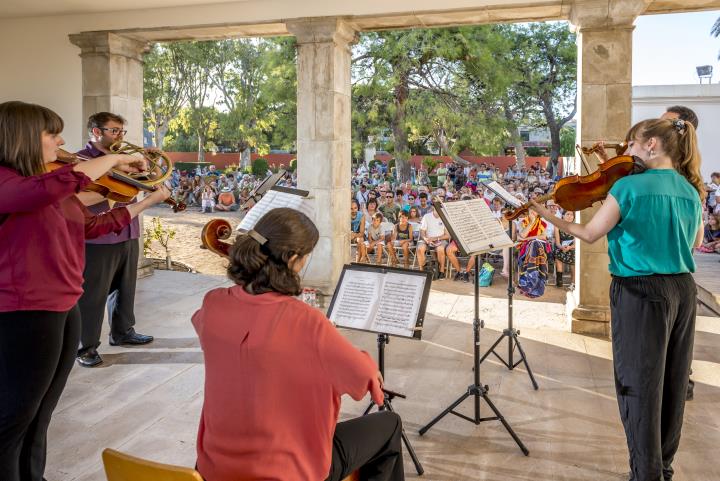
[200,219,233,258]
[579,141,628,157]
[503,155,646,221]
[49,149,186,212]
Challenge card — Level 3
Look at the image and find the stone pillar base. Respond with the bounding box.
[571,305,610,338]
[137,258,154,279]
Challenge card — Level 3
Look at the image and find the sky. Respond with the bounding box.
[633,11,720,86]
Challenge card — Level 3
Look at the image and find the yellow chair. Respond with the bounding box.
[102,448,360,481]
[102,449,203,481]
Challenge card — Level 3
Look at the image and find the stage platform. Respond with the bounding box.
[694,252,720,316]
[46,271,720,481]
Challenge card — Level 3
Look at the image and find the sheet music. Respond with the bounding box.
[372,273,425,337]
[330,270,381,329]
[440,199,513,255]
[483,181,523,208]
[329,269,427,338]
[237,188,314,231]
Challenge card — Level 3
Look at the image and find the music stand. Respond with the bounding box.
[239,169,287,212]
[327,263,432,475]
[417,199,529,456]
[481,181,539,390]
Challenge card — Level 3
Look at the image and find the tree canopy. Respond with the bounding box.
[145,22,577,176]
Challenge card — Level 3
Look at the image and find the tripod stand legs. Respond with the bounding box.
[418,384,529,456]
[479,329,539,390]
[365,400,424,475]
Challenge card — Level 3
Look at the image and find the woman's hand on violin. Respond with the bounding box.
[112,154,148,174]
[596,142,610,164]
[529,199,552,220]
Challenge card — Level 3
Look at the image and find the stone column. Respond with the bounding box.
[69,32,154,277]
[287,18,357,296]
[570,4,637,337]
[68,32,149,146]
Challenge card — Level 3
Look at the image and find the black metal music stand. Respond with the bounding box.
[363,333,424,475]
[478,181,539,389]
[418,254,529,456]
[328,263,432,475]
[478,229,539,390]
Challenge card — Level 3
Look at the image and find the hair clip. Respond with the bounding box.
[247,229,267,246]
[671,119,686,133]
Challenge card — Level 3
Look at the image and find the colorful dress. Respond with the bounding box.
[554,231,575,265]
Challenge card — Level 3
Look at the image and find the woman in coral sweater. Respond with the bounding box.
[192,207,405,481]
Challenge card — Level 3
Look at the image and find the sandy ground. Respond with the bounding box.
[142,204,569,304]
[143,205,236,276]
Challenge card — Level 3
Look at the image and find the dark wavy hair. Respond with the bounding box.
[228,208,319,296]
[0,101,63,177]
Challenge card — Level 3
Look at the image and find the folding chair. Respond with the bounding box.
[102,448,359,481]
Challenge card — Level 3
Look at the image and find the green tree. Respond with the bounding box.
[173,41,221,161]
[212,38,296,169]
[252,158,269,176]
[513,23,577,163]
[560,126,576,157]
[143,44,192,149]
[354,28,486,182]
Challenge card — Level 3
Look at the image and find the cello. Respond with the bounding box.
[200,219,234,258]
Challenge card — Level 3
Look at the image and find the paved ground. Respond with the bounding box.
[693,252,720,315]
[46,271,720,481]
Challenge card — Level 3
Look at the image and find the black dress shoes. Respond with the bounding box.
[109,329,154,346]
[76,349,103,367]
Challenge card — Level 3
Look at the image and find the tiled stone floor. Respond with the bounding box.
[46,271,720,481]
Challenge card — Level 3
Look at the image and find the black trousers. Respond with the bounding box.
[0,307,80,481]
[78,240,139,353]
[610,274,696,481]
[326,411,405,481]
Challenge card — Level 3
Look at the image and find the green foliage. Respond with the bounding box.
[144,37,296,160]
[144,26,576,172]
[162,130,198,152]
[252,157,269,176]
[560,127,576,157]
[370,159,384,171]
[422,156,439,173]
[144,217,176,260]
[525,147,545,157]
[224,164,238,174]
[288,158,297,173]
[351,23,576,175]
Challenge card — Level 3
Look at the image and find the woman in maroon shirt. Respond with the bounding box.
[192,208,405,481]
[0,101,170,481]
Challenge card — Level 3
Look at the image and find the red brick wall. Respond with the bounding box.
[165,152,295,169]
[373,154,564,173]
[166,152,564,174]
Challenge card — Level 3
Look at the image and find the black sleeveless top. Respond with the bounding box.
[396,223,411,240]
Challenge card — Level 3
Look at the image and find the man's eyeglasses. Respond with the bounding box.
[386,195,393,199]
[99,127,127,135]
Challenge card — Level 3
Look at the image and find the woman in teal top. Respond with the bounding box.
[531,118,705,481]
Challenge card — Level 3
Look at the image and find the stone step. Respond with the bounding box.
[697,282,720,317]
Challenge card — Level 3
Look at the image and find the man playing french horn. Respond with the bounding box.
[75,112,157,367]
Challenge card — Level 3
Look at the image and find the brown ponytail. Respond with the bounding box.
[227,208,319,296]
[627,119,706,201]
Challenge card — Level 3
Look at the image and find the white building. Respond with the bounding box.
[633,84,720,179]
